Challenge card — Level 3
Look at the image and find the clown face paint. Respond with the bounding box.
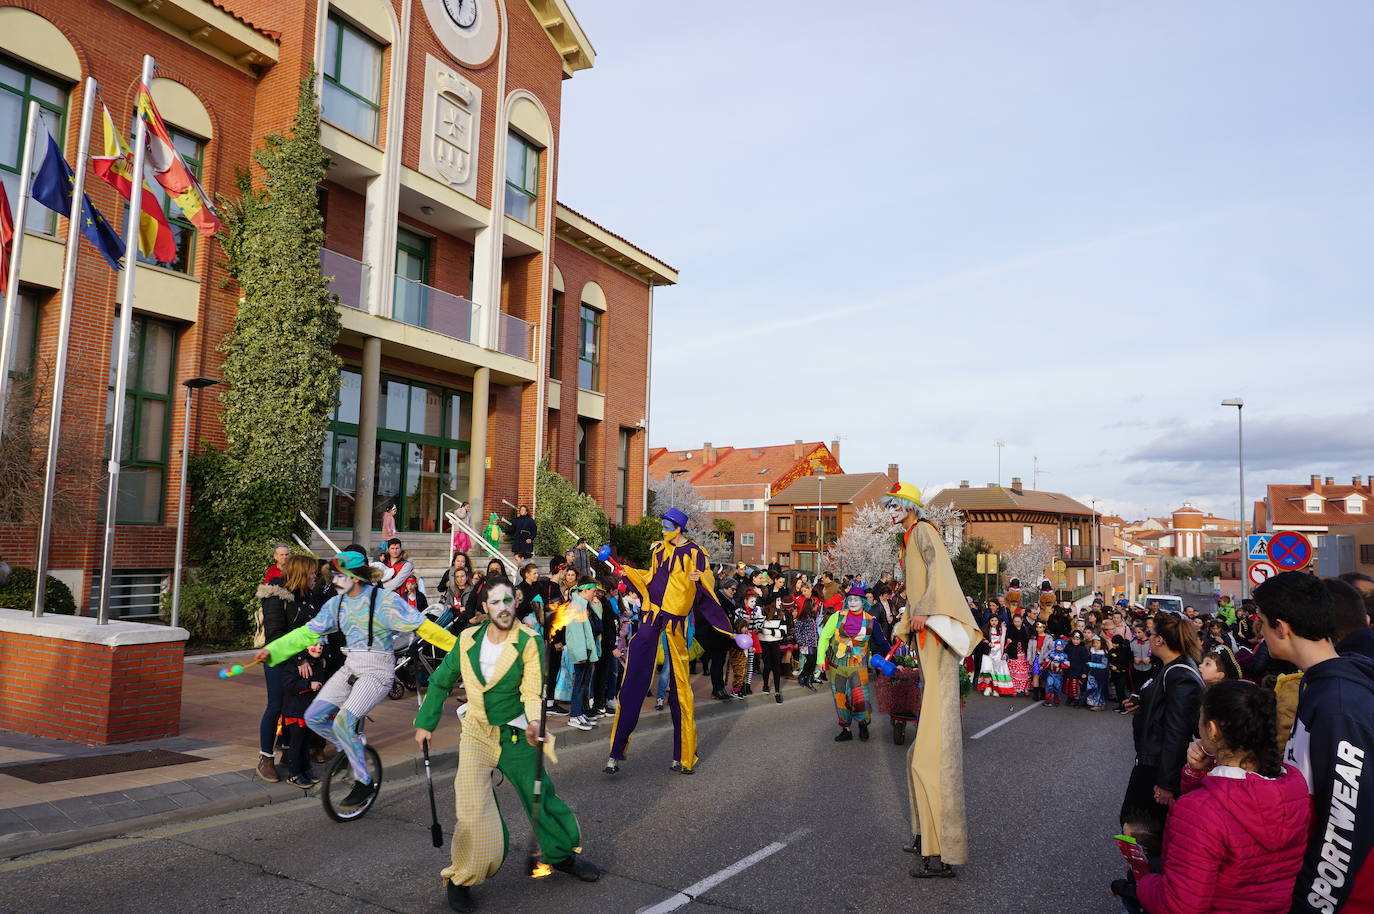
[887,503,910,526]
[845,595,864,612]
[331,572,352,594]
[485,583,517,630]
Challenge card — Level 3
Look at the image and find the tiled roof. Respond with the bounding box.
[1264,483,1373,526]
[769,473,891,506]
[1132,530,1172,541]
[212,0,282,39]
[556,203,677,275]
[927,485,1094,516]
[649,441,842,491]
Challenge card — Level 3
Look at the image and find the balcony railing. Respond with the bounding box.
[320,248,369,311]
[1061,544,1096,564]
[393,275,478,343]
[495,311,535,360]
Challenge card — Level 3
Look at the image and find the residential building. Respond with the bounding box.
[1254,476,1374,551]
[765,469,900,573]
[928,478,1100,591]
[0,0,672,615]
[648,440,842,565]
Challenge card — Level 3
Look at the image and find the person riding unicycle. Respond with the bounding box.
[256,549,457,808]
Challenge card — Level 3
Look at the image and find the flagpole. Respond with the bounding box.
[97,55,154,625]
[0,100,41,437]
[33,79,98,617]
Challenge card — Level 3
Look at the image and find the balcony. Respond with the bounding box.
[393,275,478,343]
[495,311,534,360]
[1061,544,1096,565]
[320,248,369,311]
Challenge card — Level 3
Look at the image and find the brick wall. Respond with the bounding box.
[0,630,185,744]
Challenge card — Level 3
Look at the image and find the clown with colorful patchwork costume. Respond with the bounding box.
[256,550,457,809]
[886,482,982,880]
[599,508,741,775]
[415,578,599,913]
[816,584,893,742]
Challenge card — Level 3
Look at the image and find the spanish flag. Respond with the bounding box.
[90,104,177,264]
[135,82,221,237]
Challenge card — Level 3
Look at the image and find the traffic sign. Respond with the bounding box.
[1246,534,1272,561]
[1249,560,1277,585]
[1266,531,1313,570]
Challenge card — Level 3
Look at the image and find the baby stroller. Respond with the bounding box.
[389,602,452,700]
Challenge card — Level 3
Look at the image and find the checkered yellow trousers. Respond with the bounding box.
[442,725,581,887]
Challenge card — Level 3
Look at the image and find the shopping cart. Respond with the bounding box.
[875,645,922,744]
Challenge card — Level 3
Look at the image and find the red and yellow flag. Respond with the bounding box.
[0,181,13,294]
[90,104,177,264]
[135,83,221,237]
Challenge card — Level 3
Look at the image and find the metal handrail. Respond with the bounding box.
[299,510,343,557]
[291,534,317,556]
[325,484,356,531]
[446,510,519,577]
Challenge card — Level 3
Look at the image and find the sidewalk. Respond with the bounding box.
[0,652,808,858]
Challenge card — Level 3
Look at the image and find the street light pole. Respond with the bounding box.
[1091,498,1099,599]
[1221,398,1246,601]
[815,474,825,575]
[170,377,219,629]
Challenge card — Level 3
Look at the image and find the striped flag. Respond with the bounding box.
[135,82,221,237]
[0,182,12,294]
[90,104,177,263]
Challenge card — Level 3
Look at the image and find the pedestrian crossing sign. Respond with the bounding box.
[1247,534,1271,561]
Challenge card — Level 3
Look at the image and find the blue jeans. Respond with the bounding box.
[655,661,672,701]
[570,662,594,718]
[259,662,284,755]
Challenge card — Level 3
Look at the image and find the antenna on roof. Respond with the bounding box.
[994,440,1006,487]
[1033,455,1049,490]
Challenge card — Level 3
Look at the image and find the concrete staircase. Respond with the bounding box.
[305,530,541,598]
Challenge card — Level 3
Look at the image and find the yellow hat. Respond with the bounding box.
[885,481,923,508]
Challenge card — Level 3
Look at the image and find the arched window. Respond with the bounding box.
[141,78,213,275]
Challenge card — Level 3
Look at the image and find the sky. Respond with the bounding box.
[554,1,1374,521]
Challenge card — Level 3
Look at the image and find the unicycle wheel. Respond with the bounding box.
[321,745,383,822]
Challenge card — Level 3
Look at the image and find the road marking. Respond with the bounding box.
[969,700,1041,740]
[637,828,809,914]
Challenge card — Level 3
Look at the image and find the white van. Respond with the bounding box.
[1142,594,1185,615]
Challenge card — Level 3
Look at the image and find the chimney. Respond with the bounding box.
[830,439,841,464]
[1353,476,1363,487]
[959,480,970,488]
[887,463,899,486]
[1325,476,1335,486]
[793,439,802,459]
[1010,476,1023,493]
[1311,474,1322,491]
[703,442,716,465]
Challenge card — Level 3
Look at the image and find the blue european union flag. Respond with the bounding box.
[31,133,124,271]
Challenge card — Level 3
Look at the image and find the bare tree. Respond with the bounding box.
[647,474,732,564]
[0,361,100,528]
[1005,534,1056,590]
[826,504,900,582]
[920,503,966,557]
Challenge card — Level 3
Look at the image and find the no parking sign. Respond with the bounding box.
[1266,531,1313,571]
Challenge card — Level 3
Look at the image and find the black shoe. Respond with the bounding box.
[901,836,921,854]
[551,854,601,882]
[858,722,870,741]
[911,855,956,879]
[762,686,770,693]
[774,694,782,704]
[447,881,476,912]
[341,779,377,807]
[834,728,853,742]
[603,760,619,775]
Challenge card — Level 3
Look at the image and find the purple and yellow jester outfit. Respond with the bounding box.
[605,514,734,773]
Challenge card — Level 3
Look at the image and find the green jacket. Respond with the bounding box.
[415,622,542,733]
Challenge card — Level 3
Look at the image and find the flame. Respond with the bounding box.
[547,600,586,637]
[531,862,553,879]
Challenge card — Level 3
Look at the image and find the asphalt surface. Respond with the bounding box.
[0,685,1138,914]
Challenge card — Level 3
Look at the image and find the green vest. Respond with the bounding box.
[468,623,537,726]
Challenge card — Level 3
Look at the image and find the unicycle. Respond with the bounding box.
[320,713,384,822]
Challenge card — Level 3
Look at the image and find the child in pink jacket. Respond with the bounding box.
[1116,679,1310,914]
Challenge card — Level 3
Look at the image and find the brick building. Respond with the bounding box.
[1255,475,1373,542]
[648,440,842,565]
[928,478,1100,591]
[765,469,898,573]
[0,0,672,616]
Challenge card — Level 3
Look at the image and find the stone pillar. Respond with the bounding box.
[352,336,382,546]
[469,366,490,521]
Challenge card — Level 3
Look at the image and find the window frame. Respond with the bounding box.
[109,315,177,525]
[6,289,38,380]
[777,515,792,532]
[616,428,631,525]
[578,304,601,391]
[504,131,539,225]
[548,289,562,380]
[322,13,383,143]
[0,54,67,234]
[740,533,755,547]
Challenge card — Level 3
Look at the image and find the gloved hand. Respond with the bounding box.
[596,545,612,562]
[870,655,897,677]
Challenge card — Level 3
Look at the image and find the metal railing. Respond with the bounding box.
[393,275,478,343]
[320,248,370,311]
[495,312,535,360]
[446,509,519,577]
[87,570,166,620]
[299,509,344,557]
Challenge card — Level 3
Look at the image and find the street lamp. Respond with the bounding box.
[1221,398,1246,601]
[815,474,826,574]
[170,377,219,629]
[1091,498,1099,598]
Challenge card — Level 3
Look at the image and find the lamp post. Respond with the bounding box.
[1091,498,1099,599]
[815,474,825,575]
[1221,398,1246,601]
[170,377,219,629]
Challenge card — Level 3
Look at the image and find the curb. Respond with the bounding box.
[1,686,824,861]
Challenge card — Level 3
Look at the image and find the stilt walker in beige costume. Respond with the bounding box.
[884,482,982,879]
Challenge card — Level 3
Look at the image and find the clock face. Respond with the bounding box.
[443,0,478,30]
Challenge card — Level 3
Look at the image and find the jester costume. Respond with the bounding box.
[603,508,736,773]
[886,482,981,878]
[816,585,892,740]
[415,620,583,890]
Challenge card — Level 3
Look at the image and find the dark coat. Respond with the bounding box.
[258,583,318,643]
[511,515,537,555]
[1132,657,1204,794]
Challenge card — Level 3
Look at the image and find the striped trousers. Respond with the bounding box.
[305,649,394,782]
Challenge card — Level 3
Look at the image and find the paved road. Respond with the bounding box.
[0,687,1137,914]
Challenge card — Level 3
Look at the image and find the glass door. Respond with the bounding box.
[394,228,430,327]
